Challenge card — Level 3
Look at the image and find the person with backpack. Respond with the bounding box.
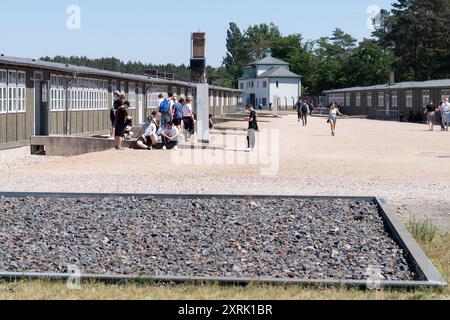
[298,100,310,126]
[159,92,173,129]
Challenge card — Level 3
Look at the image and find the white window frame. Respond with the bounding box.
[378,92,384,108]
[406,90,414,108]
[367,92,372,108]
[345,93,350,107]
[442,89,450,100]
[128,82,136,109]
[7,70,17,113]
[146,86,167,109]
[356,92,361,107]
[391,91,398,109]
[0,70,7,114]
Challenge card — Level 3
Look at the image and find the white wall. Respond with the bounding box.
[239,77,301,109]
[239,78,270,107]
[269,78,301,108]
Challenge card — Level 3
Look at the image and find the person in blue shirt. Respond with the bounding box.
[172,97,183,132]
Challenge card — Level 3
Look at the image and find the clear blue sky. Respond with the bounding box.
[1,0,395,67]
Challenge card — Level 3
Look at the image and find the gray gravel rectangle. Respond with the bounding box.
[0,195,418,282]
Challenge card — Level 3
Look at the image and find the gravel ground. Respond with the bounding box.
[0,196,414,281]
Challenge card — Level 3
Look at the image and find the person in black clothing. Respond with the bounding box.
[114,96,131,150]
[245,105,258,152]
[424,101,438,131]
[296,101,302,123]
[110,90,122,138]
[408,111,415,123]
[298,100,309,126]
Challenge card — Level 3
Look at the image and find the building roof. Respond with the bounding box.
[249,56,290,66]
[258,66,301,79]
[0,55,242,93]
[324,79,450,94]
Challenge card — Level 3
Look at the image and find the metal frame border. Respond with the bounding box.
[0,192,447,288]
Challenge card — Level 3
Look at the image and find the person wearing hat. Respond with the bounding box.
[136,116,158,150]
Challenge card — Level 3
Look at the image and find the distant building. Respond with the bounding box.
[238,49,301,109]
[324,79,450,120]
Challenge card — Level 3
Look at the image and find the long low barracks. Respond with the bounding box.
[0,55,243,149]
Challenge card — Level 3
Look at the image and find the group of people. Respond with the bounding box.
[423,97,450,132]
[110,91,198,151]
[297,100,345,136]
[110,91,133,150]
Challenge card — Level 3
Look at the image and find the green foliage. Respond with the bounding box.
[373,0,450,81]
[221,24,393,95]
[407,216,438,243]
[345,40,395,87]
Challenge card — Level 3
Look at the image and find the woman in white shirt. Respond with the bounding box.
[328,102,345,136]
[440,98,450,132]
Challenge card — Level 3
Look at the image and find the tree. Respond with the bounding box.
[373,0,450,81]
[244,23,282,60]
[222,22,252,88]
[345,40,394,87]
[271,35,315,95]
[309,29,357,94]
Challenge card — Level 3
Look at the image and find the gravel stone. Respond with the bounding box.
[0,196,415,281]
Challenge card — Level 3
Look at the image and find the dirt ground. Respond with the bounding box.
[2,114,450,231]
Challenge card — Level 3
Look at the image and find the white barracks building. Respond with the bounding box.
[238,49,302,109]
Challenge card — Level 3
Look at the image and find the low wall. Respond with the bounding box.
[30,136,124,157]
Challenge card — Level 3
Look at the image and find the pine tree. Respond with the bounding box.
[373,0,450,81]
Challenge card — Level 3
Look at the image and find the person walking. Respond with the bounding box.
[300,100,310,126]
[440,98,450,132]
[424,100,438,131]
[181,98,195,142]
[245,105,258,152]
[437,100,445,131]
[328,102,345,136]
[296,100,302,123]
